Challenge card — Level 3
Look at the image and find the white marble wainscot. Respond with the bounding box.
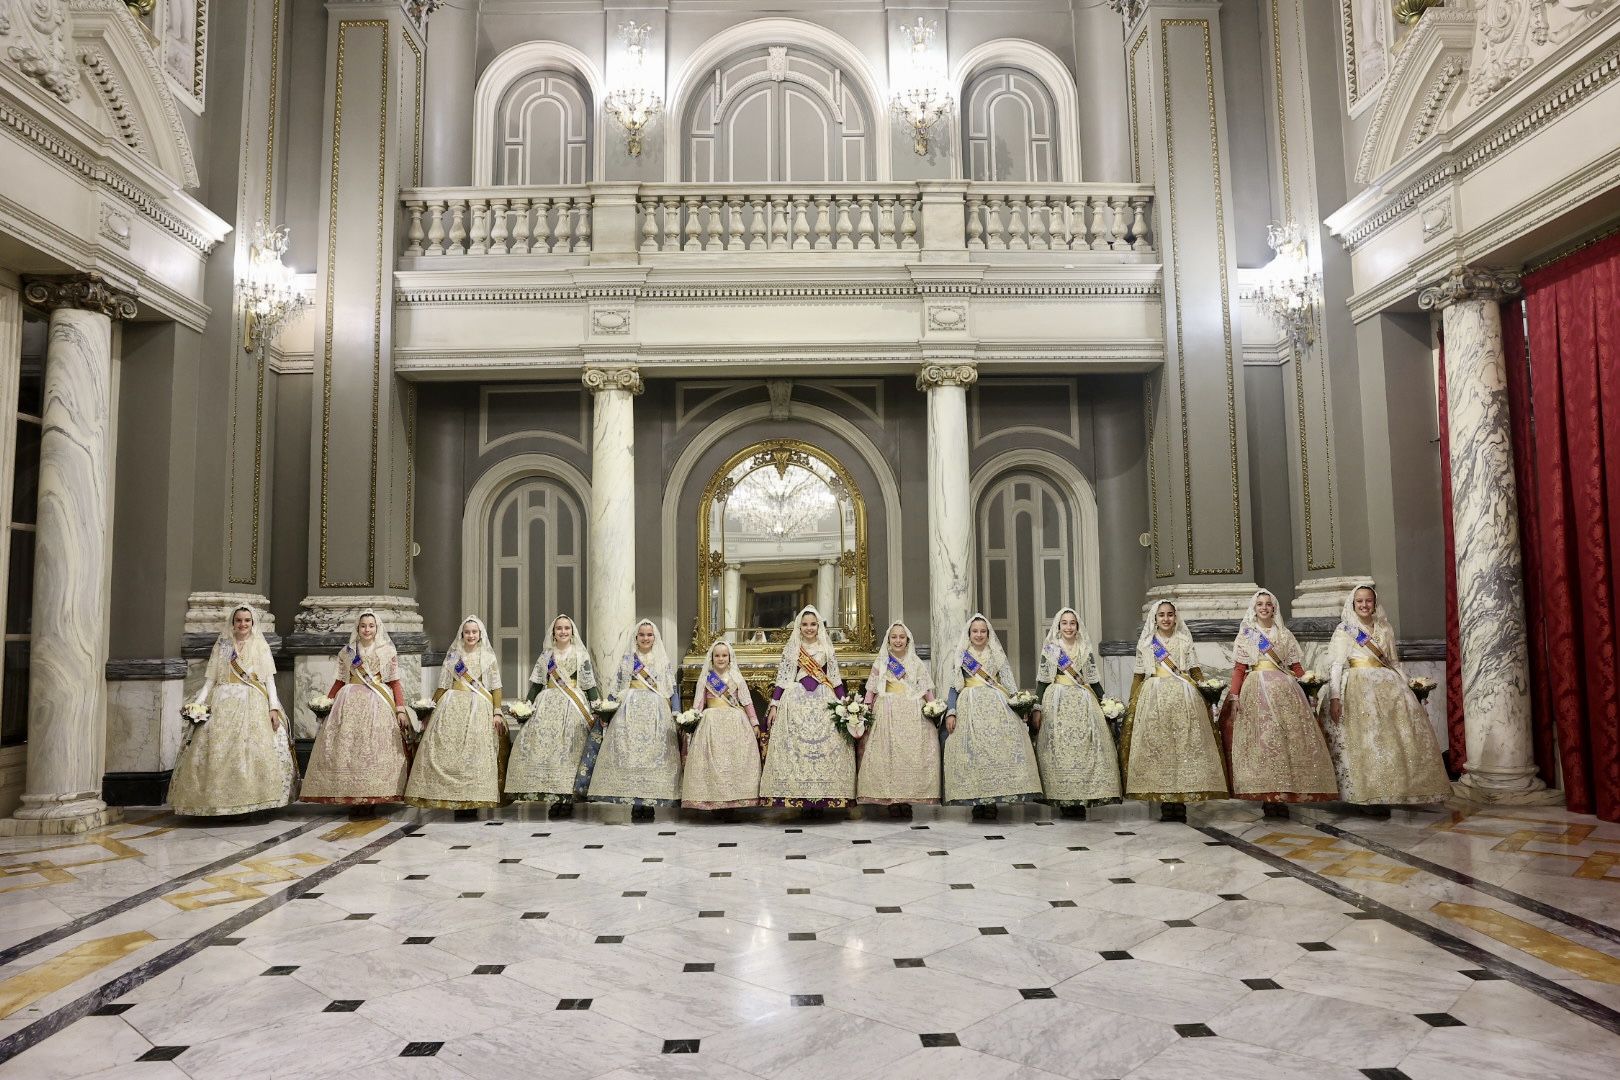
[583,366,640,671]
[286,595,426,740]
[1419,269,1556,803]
[104,663,188,774]
[1,278,135,835]
[920,362,976,687]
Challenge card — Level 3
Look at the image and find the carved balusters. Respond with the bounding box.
[771,197,791,250]
[572,196,592,253]
[792,196,812,250]
[877,196,896,250]
[489,196,510,254]
[424,199,447,255]
[467,198,490,255]
[1067,195,1090,250]
[749,196,768,250]
[1131,196,1152,252]
[511,196,534,254]
[899,197,919,249]
[682,195,702,251]
[638,198,659,252]
[965,194,985,250]
[1090,197,1112,251]
[404,200,426,255]
[1006,195,1027,250]
[1110,198,1130,252]
[446,200,467,255]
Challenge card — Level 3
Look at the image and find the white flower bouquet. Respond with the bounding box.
[1007,689,1040,717]
[827,694,869,740]
[1195,677,1228,704]
[180,702,209,725]
[1409,676,1437,702]
[1099,696,1126,721]
[674,708,703,733]
[409,697,436,723]
[503,700,535,723]
[592,696,621,717]
[307,694,334,720]
[921,700,948,722]
[1296,669,1325,696]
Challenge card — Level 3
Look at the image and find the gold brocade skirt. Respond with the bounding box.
[682,704,762,809]
[943,684,1041,805]
[406,687,506,809]
[1325,668,1450,804]
[301,682,411,804]
[760,683,855,806]
[1035,682,1121,806]
[588,688,683,806]
[168,684,296,816]
[505,687,594,801]
[857,694,941,804]
[1122,675,1227,802]
[1227,669,1337,801]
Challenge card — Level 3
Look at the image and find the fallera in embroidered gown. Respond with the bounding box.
[759,606,856,808]
[942,615,1043,806]
[856,621,941,805]
[1033,609,1122,808]
[301,610,412,805]
[168,607,297,816]
[682,639,763,810]
[505,615,601,803]
[1121,602,1228,803]
[588,620,684,807]
[407,616,507,810]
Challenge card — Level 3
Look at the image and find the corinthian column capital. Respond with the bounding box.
[1418,268,1522,311]
[916,362,978,392]
[22,273,138,320]
[582,365,644,396]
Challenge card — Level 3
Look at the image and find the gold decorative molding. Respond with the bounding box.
[1129,28,1149,182]
[21,273,138,320]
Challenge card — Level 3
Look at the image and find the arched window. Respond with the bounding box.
[484,476,585,692]
[494,68,593,185]
[683,46,873,183]
[961,66,1059,183]
[976,470,1076,685]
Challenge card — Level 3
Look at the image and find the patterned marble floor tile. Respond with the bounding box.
[288,940,478,1000]
[817,964,1023,1033]
[696,1002,922,1080]
[1009,906,1168,952]
[0,1015,156,1080]
[1128,925,1331,980]
[440,1010,663,1080]
[164,1009,407,1080]
[958,994,1180,1079]
[1192,897,1355,942]
[587,970,792,1038]
[1053,957,1250,1023]
[816,913,981,958]
[1271,948,1472,1013]
[1446,979,1620,1058]
[1206,987,1431,1066]
[1397,1026,1620,1080]
[925,930,1103,989]
[358,972,553,1041]
[1119,1035,1370,1080]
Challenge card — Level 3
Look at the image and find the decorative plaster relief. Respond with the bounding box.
[590,306,632,335]
[1420,200,1452,241]
[1471,0,1617,104]
[98,201,131,247]
[926,303,967,332]
[3,0,79,101]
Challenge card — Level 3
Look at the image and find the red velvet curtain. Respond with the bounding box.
[1436,346,1467,771]
[1515,231,1620,820]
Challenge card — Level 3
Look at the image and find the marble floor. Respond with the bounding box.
[2,799,1619,1080]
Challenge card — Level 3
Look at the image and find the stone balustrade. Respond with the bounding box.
[398,181,1156,263]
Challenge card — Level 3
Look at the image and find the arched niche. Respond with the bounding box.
[474,41,605,185]
[951,39,1081,183]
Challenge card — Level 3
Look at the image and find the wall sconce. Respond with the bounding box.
[1254,222,1322,353]
[605,22,661,157]
[237,221,307,353]
[890,18,953,156]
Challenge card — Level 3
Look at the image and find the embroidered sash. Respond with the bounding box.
[630,652,661,694]
[1244,626,1287,669]
[796,647,834,692]
[348,650,397,712]
[548,653,592,722]
[228,651,272,705]
[452,656,494,707]
[1341,623,1392,669]
[1150,636,1183,676]
[961,651,1013,700]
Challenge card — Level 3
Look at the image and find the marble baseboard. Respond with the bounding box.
[105,658,187,680]
[0,806,120,835]
[106,678,185,773]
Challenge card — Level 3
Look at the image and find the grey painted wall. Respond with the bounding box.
[1220,0,1279,269]
[270,372,314,631]
[1243,363,1297,614]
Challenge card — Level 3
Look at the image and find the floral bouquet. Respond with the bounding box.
[409,697,436,724]
[674,708,703,734]
[592,695,621,718]
[503,700,535,723]
[828,694,869,740]
[1409,676,1437,703]
[180,702,209,726]
[1296,669,1325,698]
[1099,696,1126,722]
[307,694,333,721]
[921,700,948,723]
[1007,689,1040,718]
[1196,677,1228,704]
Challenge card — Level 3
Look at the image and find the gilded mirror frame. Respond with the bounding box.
[693,440,877,678]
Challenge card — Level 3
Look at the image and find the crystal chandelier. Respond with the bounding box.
[606,22,662,157]
[724,465,838,540]
[891,18,953,156]
[237,221,307,353]
[1254,222,1321,353]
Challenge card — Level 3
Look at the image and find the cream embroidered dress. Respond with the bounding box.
[1323,583,1450,804]
[1224,591,1337,803]
[169,608,297,816]
[301,611,411,805]
[588,621,683,807]
[682,640,763,809]
[1121,604,1228,802]
[407,616,506,809]
[942,615,1043,805]
[505,616,600,803]
[857,621,941,805]
[759,605,856,807]
[1033,609,1122,808]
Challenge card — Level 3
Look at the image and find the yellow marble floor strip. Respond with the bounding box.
[163,853,329,910]
[1432,902,1620,985]
[0,931,155,1019]
[319,818,391,843]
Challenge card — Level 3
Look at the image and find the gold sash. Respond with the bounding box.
[797,648,834,688]
[1152,661,1178,679]
[549,663,592,722]
[885,677,907,694]
[963,673,989,689]
[453,672,495,708]
[349,662,397,713]
[1349,657,1381,669]
[1055,670,1079,686]
[228,656,272,706]
[1252,658,1282,672]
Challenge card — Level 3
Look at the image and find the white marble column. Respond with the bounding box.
[920,362,977,684]
[722,562,742,642]
[420,0,477,187]
[1,276,136,835]
[584,366,641,671]
[1418,269,1556,804]
[815,558,837,620]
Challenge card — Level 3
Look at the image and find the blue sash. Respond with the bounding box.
[704,669,732,701]
[886,654,907,681]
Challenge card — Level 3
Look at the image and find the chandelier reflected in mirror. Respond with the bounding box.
[724,464,838,540]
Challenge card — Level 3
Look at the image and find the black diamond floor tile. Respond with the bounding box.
[1416,1013,1465,1028]
[684,963,715,972]
[324,1000,364,1012]
[1298,941,1335,952]
[473,964,506,974]
[663,1039,701,1054]
[1099,951,1132,961]
[711,872,732,878]
[786,855,807,861]
[460,892,485,899]
[852,839,872,845]
[1360,1070,1412,1080]
[876,906,902,914]
[623,891,648,897]
[584,844,604,850]
[500,858,522,864]
[1218,894,1247,901]
[788,932,816,941]
[894,958,925,968]
[862,868,885,875]
[791,995,825,1006]
[1013,863,1037,870]
[557,874,581,880]
[643,857,663,863]
[1109,878,1135,884]
[1242,978,1282,990]
[787,888,811,895]
[136,1047,188,1062]
[919,1033,960,1048]
[979,926,1008,936]
[345,913,374,921]
[984,835,1005,840]
[1160,858,1184,864]
[1460,969,1503,981]
[531,832,551,837]
[1067,846,1090,851]
[1049,900,1077,908]
[1019,988,1057,999]
[522,912,548,920]
[1175,1023,1216,1038]
[262,966,298,976]
[949,883,975,890]
[718,842,737,848]
[404,936,435,945]
[557,998,593,1010]
[450,845,471,851]
[699,910,724,918]
[1164,920,1196,927]
[596,935,625,944]
[400,1042,444,1057]
[928,850,948,856]
[404,874,429,881]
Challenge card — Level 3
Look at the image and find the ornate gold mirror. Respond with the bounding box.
[691,440,876,690]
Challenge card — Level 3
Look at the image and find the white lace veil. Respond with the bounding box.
[340,608,397,679]
[441,615,500,690]
[1037,607,1098,684]
[529,613,593,690]
[1329,581,1398,668]
[697,638,749,706]
[773,605,840,688]
[947,613,1016,694]
[204,606,276,685]
[1233,589,1298,666]
[868,621,932,696]
[1135,600,1194,675]
[613,618,674,696]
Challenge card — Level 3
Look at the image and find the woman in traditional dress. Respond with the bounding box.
[1324,583,1450,810]
[506,614,600,818]
[760,605,856,812]
[406,616,506,815]
[301,610,412,807]
[1032,608,1121,819]
[1121,601,1227,821]
[683,638,763,815]
[1218,589,1338,818]
[943,614,1043,820]
[588,619,683,821]
[857,621,941,817]
[169,606,297,817]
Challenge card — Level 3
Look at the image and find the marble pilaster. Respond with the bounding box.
[722,562,742,642]
[583,365,641,673]
[920,362,976,687]
[1418,269,1558,804]
[815,558,837,621]
[1,276,136,835]
[420,0,477,187]
[285,595,426,740]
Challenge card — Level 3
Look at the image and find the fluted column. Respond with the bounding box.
[1,276,136,835]
[1418,269,1555,803]
[722,562,742,642]
[584,366,641,670]
[920,362,977,684]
